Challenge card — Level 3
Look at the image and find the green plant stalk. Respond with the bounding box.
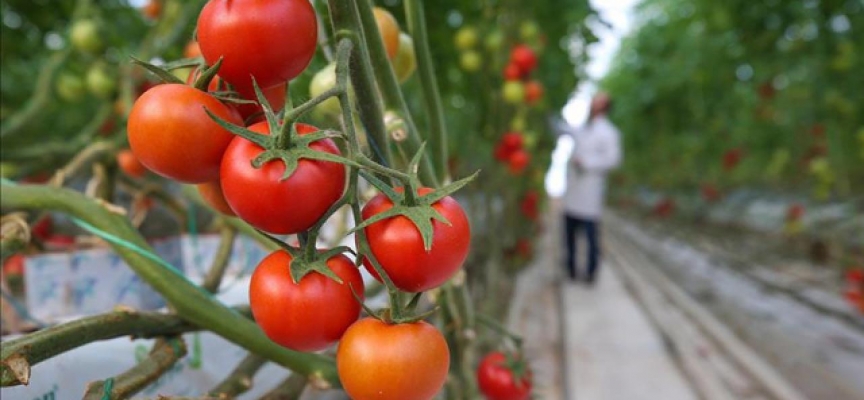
[342,0,439,187]
[0,185,337,387]
[208,353,268,397]
[258,373,308,400]
[0,307,250,386]
[202,226,237,293]
[404,0,449,184]
[0,48,73,139]
[82,337,187,400]
[327,0,393,168]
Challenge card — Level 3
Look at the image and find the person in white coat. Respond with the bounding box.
[562,93,622,283]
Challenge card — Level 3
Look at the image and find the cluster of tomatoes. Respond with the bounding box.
[121,1,475,398]
[502,45,544,106]
[55,19,117,104]
[494,132,531,175]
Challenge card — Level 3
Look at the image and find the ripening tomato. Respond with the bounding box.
[184,41,202,59]
[250,250,363,352]
[361,187,470,292]
[460,51,482,72]
[220,122,346,234]
[56,73,87,102]
[477,352,533,400]
[507,150,530,174]
[455,26,478,50]
[786,204,805,221]
[510,45,537,74]
[503,63,523,81]
[142,0,161,20]
[127,84,241,183]
[86,63,116,99]
[524,80,543,104]
[117,149,147,178]
[197,0,317,91]
[197,180,235,216]
[309,63,341,118]
[338,318,450,400]
[70,19,103,54]
[373,7,400,60]
[494,132,524,162]
[502,81,525,104]
[393,33,417,83]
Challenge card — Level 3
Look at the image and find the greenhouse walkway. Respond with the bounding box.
[507,202,809,400]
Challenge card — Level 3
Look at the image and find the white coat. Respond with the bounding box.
[563,116,622,218]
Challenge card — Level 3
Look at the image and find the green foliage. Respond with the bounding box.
[603,0,864,197]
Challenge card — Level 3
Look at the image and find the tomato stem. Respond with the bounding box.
[352,0,438,187]
[404,0,449,184]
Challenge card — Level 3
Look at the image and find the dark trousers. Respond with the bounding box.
[563,214,600,280]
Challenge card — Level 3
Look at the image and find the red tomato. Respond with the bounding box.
[495,132,524,162]
[197,180,235,217]
[220,122,346,234]
[117,149,148,179]
[127,84,241,183]
[361,187,471,292]
[477,352,532,400]
[249,250,363,352]
[524,80,543,104]
[3,254,25,277]
[337,318,450,400]
[503,62,523,81]
[31,215,53,241]
[510,45,537,74]
[507,150,530,174]
[520,191,539,220]
[197,0,317,91]
[722,148,743,171]
[653,198,676,218]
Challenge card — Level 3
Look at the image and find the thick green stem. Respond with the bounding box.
[0,184,337,387]
[327,0,394,167]
[0,307,251,386]
[352,0,438,187]
[83,337,187,400]
[404,0,450,184]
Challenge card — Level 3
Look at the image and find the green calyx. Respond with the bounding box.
[254,229,353,285]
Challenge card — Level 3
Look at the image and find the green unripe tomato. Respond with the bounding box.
[485,30,503,51]
[460,51,482,72]
[56,73,87,102]
[454,26,478,51]
[520,21,539,41]
[393,33,417,83]
[86,63,117,99]
[70,19,103,54]
[502,81,525,104]
[510,115,526,131]
[523,132,538,149]
[309,63,341,119]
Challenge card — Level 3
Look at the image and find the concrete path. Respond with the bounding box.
[560,266,698,400]
[507,201,698,399]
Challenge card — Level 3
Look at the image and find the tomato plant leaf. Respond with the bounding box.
[130,57,184,85]
[193,57,223,92]
[358,170,401,202]
[204,108,270,148]
[418,170,479,205]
